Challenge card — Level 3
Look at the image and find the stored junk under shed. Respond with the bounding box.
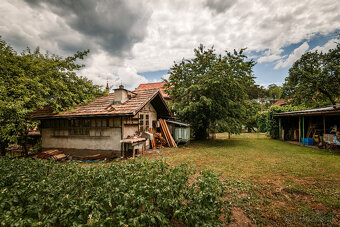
[274,105,340,150]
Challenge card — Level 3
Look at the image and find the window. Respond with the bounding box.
[145,114,149,130]
[68,119,90,136]
[139,114,144,131]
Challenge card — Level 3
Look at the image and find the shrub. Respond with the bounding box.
[0,158,226,226]
[255,111,268,133]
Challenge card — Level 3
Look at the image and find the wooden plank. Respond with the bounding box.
[299,117,301,144]
[149,128,156,149]
[159,119,177,147]
[279,118,282,140]
[161,119,177,147]
[159,119,171,146]
[302,116,305,146]
[323,115,326,135]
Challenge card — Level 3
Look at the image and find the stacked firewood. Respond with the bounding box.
[153,132,166,148]
[37,150,67,161]
[149,119,177,149]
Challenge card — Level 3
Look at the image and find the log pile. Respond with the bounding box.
[149,119,177,149]
[149,128,166,149]
[37,150,67,161]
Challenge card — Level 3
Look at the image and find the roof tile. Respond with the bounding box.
[32,88,161,119]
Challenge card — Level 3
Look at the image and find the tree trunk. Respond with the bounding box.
[21,133,29,156]
[228,132,231,139]
[212,126,216,140]
[23,142,28,156]
[319,88,336,108]
[0,143,6,156]
[195,126,209,140]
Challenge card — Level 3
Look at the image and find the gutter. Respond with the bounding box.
[32,113,134,120]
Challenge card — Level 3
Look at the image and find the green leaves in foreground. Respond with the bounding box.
[0,158,225,226]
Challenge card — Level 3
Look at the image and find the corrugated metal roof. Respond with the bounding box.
[274,105,340,116]
[166,120,190,127]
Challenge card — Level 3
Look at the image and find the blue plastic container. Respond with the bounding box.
[301,138,315,145]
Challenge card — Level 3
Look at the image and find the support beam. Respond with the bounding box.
[302,116,305,146]
[279,118,282,140]
[299,117,301,144]
[323,115,326,135]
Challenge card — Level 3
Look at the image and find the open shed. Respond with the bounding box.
[274,105,340,147]
[166,120,190,144]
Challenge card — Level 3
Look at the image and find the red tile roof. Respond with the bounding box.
[271,98,293,107]
[271,99,287,107]
[136,82,169,99]
[31,88,167,119]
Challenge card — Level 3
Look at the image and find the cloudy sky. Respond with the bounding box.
[1,0,339,90]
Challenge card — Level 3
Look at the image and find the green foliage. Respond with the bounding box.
[165,44,256,139]
[267,84,283,101]
[0,158,226,226]
[283,40,340,107]
[0,37,104,155]
[244,101,261,132]
[255,110,268,133]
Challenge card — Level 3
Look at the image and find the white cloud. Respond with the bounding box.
[274,42,309,69]
[128,0,340,72]
[258,49,284,63]
[161,74,170,80]
[1,0,340,86]
[78,51,148,90]
[310,39,338,53]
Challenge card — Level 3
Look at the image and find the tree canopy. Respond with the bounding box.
[0,37,104,155]
[283,41,340,108]
[165,45,256,139]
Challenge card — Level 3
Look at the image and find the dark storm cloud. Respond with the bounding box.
[204,0,237,13]
[24,0,152,55]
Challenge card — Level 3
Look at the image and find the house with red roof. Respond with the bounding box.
[32,85,172,158]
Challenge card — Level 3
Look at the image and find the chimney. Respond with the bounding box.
[113,85,129,104]
[105,81,109,91]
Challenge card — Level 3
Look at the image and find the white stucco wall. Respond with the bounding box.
[41,102,159,155]
[42,117,122,152]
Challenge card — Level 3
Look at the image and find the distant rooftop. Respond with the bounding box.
[136,82,170,99]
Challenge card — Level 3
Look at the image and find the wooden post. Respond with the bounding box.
[123,143,125,158]
[279,118,282,140]
[323,115,326,135]
[299,117,301,144]
[302,116,305,146]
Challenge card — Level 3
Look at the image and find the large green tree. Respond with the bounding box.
[283,41,340,108]
[267,84,283,101]
[0,38,104,155]
[165,45,256,139]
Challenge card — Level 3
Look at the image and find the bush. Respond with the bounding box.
[255,111,268,133]
[0,158,226,226]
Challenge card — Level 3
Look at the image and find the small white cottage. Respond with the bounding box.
[32,85,172,157]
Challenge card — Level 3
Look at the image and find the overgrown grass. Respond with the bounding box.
[147,133,340,226]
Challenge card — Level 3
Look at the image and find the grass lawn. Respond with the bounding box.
[146,133,340,226]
